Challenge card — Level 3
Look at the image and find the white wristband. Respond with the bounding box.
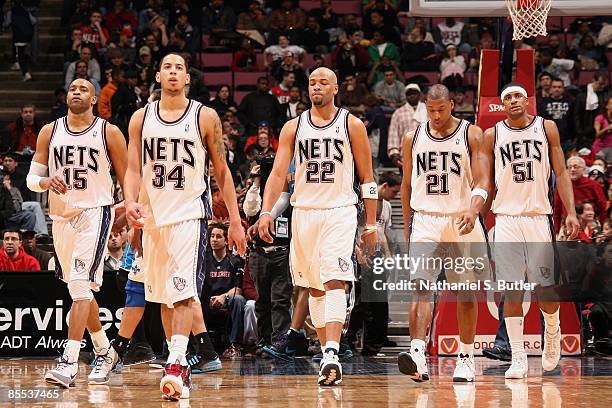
[26,161,48,193]
[471,188,488,202]
[361,182,378,200]
[259,211,272,219]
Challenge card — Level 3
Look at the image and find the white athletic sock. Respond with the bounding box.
[325,341,340,353]
[63,339,82,363]
[411,338,426,355]
[541,308,560,334]
[167,335,189,365]
[505,316,525,354]
[166,339,172,349]
[90,329,110,354]
[459,342,474,357]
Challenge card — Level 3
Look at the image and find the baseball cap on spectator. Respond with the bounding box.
[405,83,421,94]
[446,44,457,51]
[139,46,151,56]
[589,165,606,177]
[258,120,270,129]
[175,9,189,18]
[21,230,36,239]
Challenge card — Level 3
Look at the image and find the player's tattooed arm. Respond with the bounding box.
[105,123,128,195]
[544,119,580,239]
[400,130,415,242]
[212,113,227,164]
[202,106,247,254]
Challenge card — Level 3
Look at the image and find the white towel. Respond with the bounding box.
[585,83,599,111]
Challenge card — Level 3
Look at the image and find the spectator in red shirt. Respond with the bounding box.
[104,0,137,36]
[270,72,295,104]
[80,9,109,50]
[554,156,607,232]
[6,104,44,155]
[0,229,41,271]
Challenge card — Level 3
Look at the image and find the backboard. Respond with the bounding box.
[408,0,612,17]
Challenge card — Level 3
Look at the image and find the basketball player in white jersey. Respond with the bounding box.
[124,53,246,400]
[25,78,128,387]
[259,67,378,386]
[398,84,492,383]
[485,82,580,378]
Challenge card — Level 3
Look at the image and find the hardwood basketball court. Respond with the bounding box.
[3,355,612,407]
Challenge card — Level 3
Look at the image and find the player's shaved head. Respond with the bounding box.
[309,67,337,85]
[70,78,95,95]
[426,84,451,102]
[67,78,97,113]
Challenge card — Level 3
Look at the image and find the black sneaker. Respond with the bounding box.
[255,339,271,357]
[123,342,157,366]
[594,338,612,356]
[482,345,512,362]
[263,333,296,362]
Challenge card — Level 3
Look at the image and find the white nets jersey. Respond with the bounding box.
[291,108,359,209]
[410,119,473,214]
[141,99,212,227]
[492,116,552,215]
[48,116,113,220]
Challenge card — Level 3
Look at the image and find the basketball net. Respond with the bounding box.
[505,0,552,40]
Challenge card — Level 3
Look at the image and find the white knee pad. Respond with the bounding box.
[308,294,326,329]
[68,280,93,301]
[325,289,347,324]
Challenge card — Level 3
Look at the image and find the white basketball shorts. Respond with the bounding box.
[142,218,207,307]
[290,206,357,291]
[493,214,556,287]
[52,205,114,291]
[408,211,490,283]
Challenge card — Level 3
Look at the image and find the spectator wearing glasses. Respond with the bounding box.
[0,229,41,271]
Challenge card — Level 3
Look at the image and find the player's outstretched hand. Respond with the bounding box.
[228,221,247,256]
[564,214,581,241]
[247,220,259,241]
[258,214,275,244]
[361,229,377,256]
[456,209,478,235]
[40,174,69,195]
[125,201,145,229]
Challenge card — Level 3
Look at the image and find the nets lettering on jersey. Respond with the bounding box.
[505,0,552,40]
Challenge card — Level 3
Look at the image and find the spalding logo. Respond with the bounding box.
[440,337,459,354]
[488,104,505,112]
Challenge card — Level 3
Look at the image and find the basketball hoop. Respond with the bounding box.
[505,0,552,40]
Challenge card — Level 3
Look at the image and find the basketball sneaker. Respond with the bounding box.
[44,355,78,388]
[453,353,475,382]
[122,342,156,366]
[187,352,223,374]
[263,333,296,362]
[160,362,190,400]
[162,364,191,401]
[318,350,342,386]
[88,346,120,385]
[505,351,528,379]
[542,327,561,371]
[398,351,429,382]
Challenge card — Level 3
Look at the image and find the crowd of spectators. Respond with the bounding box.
[0,0,611,357]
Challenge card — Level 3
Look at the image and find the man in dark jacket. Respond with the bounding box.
[22,229,51,269]
[238,77,283,135]
[537,78,575,146]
